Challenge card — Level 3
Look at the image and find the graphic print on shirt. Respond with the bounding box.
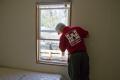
[65,30,81,46]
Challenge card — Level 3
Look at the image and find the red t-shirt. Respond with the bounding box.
[59,26,88,54]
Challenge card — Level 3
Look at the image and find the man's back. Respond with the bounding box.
[59,26,88,53]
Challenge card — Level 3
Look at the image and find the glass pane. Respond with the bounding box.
[40,40,59,50]
[41,31,59,40]
[39,40,62,60]
[38,3,71,64]
[39,40,68,61]
[40,8,69,31]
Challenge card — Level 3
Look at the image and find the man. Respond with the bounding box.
[55,23,89,80]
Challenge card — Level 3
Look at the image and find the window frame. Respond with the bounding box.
[36,2,72,66]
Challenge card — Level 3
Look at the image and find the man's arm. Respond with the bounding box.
[77,26,89,38]
[59,35,67,54]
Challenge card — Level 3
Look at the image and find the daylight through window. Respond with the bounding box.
[36,3,71,65]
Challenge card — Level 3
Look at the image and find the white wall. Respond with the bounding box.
[0,0,120,80]
[71,0,120,80]
[0,0,69,80]
[0,0,3,64]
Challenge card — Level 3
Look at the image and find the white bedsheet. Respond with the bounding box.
[0,67,62,80]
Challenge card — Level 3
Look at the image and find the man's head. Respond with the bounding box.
[55,23,66,34]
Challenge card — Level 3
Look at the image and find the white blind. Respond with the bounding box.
[37,0,71,4]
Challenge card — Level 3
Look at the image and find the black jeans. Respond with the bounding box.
[68,51,89,80]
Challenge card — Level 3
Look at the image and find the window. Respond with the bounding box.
[36,2,71,65]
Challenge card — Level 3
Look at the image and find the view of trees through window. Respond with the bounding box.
[37,3,71,64]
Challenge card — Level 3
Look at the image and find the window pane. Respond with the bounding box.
[37,3,71,65]
[40,40,59,50]
[39,40,66,61]
[40,8,69,30]
[41,31,59,40]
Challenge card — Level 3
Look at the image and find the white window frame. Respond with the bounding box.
[36,2,72,66]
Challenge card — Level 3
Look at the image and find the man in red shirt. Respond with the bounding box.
[55,23,89,80]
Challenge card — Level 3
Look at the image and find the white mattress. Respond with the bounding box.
[0,67,62,80]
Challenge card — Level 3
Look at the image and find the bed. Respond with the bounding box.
[0,67,62,80]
